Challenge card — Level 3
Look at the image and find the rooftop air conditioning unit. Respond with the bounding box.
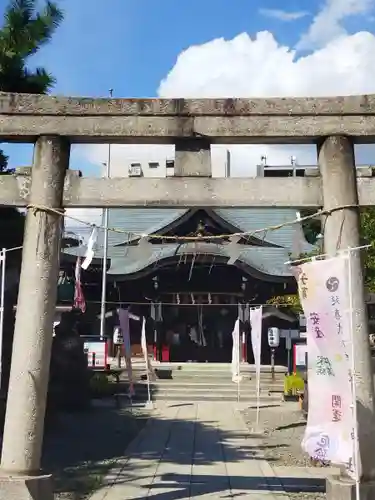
[128,163,143,177]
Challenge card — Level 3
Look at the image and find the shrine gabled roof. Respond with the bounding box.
[64,208,315,278]
[66,242,294,279]
[215,209,309,249]
[106,208,188,246]
[102,207,313,253]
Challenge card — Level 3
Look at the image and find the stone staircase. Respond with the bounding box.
[116,362,286,403]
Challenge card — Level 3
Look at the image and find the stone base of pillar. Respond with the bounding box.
[0,473,53,500]
[326,475,375,500]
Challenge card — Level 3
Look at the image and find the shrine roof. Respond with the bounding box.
[106,208,188,246]
[64,208,315,279]
[67,242,293,279]
[104,207,314,250]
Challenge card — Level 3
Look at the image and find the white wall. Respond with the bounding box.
[112,151,230,178]
[126,158,173,178]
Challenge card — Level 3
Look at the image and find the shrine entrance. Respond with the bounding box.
[3,93,373,499]
[156,297,239,363]
[110,256,296,364]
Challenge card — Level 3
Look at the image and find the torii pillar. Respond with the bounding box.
[0,136,70,500]
[319,135,375,499]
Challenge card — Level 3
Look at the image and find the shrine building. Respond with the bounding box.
[62,205,314,365]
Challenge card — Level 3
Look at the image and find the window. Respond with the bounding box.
[166,160,174,169]
[128,163,142,177]
[148,162,159,169]
[263,167,305,177]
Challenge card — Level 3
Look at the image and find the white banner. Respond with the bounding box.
[250,306,263,425]
[297,255,359,476]
[231,318,241,382]
[250,306,263,379]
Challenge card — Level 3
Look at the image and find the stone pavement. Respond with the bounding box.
[88,402,326,500]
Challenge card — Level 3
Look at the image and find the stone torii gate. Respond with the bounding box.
[0,92,375,499]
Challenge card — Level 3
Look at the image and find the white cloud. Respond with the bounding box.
[155,30,375,174]
[158,30,375,98]
[259,8,309,22]
[297,0,374,50]
[84,28,375,181]
[80,0,375,229]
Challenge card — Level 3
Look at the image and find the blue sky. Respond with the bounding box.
[2,0,375,175]
[25,0,313,96]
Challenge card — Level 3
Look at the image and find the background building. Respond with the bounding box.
[62,151,316,364]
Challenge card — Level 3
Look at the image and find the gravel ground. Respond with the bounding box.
[42,403,148,500]
[242,403,328,500]
[242,403,312,467]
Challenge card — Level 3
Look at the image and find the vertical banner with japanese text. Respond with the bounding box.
[297,255,359,476]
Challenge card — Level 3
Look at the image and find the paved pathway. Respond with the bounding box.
[88,402,322,500]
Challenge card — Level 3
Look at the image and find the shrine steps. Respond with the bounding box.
[122,383,283,403]
[115,362,286,403]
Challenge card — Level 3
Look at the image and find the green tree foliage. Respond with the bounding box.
[0,0,63,93]
[360,208,375,291]
[267,293,302,313]
[300,207,375,291]
[301,211,321,245]
[0,0,64,250]
[0,150,9,172]
[0,0,64,172]
[270,207,375,310]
